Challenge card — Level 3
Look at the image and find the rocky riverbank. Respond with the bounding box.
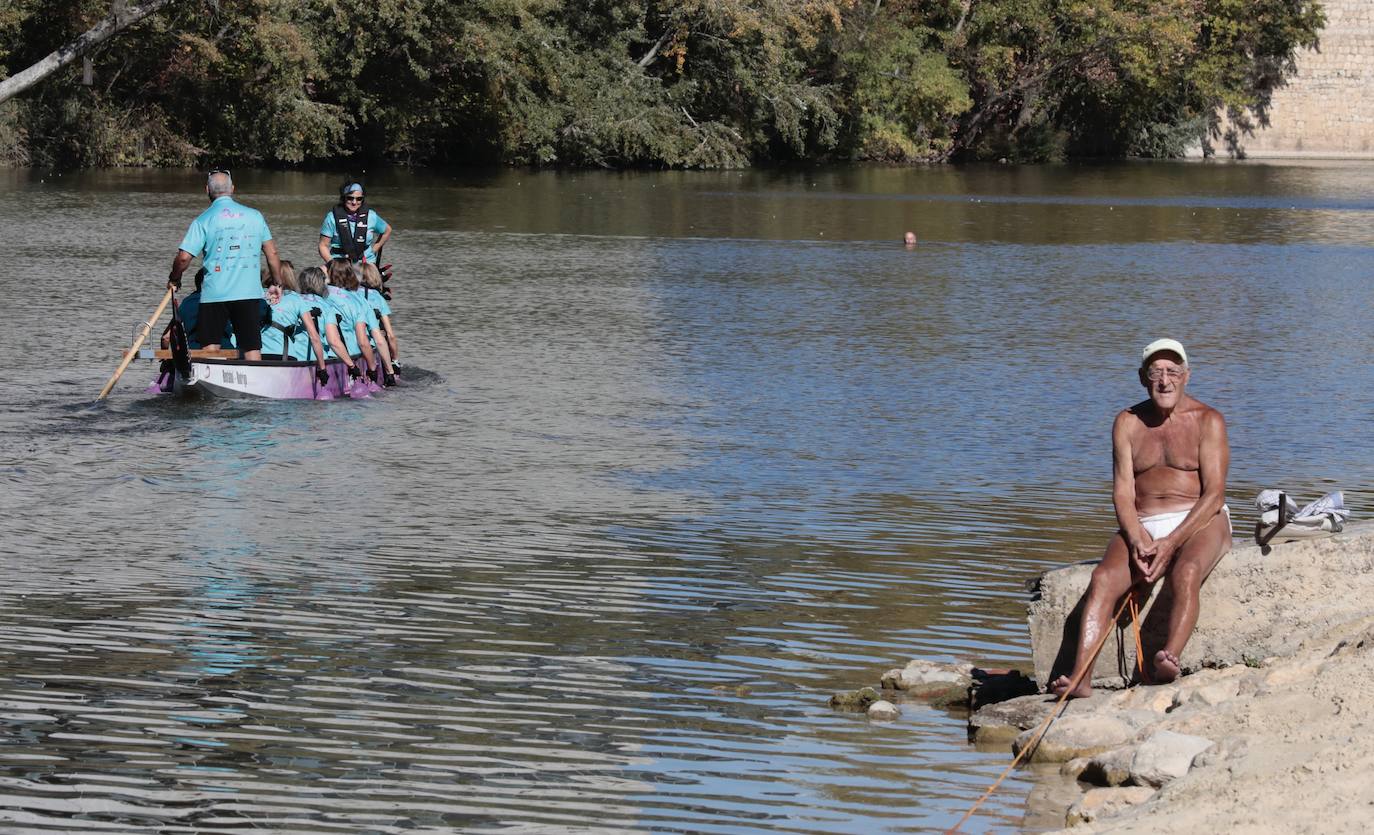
[840,521,1374,830]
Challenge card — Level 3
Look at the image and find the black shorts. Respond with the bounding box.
[199,299,263,353]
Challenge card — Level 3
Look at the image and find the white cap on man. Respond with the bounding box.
[1141,338,1188,367]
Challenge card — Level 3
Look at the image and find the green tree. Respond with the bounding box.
[0,0,1328,168]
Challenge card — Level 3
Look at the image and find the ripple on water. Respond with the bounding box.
[7,165,1374,832]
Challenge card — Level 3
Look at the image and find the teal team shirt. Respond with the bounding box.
[259,292,318,360]
[298,293,329,354]
[320,209,389,263]
[178,196,274,303]
[178,293,203,349]
[359,287,392,320]
[325,287,363,356]
[347,288,381,332]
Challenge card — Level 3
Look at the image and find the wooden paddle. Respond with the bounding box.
[96,287,175,401]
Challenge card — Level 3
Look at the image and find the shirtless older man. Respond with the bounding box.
[1051,338,1231,697]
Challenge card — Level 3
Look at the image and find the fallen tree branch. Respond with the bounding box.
[636,30,670,68]
[0,0,180,105]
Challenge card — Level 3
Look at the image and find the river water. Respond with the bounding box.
[2,162,1374,832]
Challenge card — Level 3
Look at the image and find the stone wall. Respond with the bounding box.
[1199,0,1374,158]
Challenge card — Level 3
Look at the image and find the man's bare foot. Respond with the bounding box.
[1049,674,1092,699]
[1154,650,1181,683]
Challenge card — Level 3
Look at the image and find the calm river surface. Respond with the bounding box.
[3,162,1374,832]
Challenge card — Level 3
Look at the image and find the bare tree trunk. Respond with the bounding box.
[0,0,180,105]
[636,30,671,69]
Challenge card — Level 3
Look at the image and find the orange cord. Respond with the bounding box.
[1129,589,1151,685]
[945,590,1136,833]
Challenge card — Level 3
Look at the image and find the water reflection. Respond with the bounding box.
[2,161,1374,831]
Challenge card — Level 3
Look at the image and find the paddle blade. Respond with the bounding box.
[166,291,193,379]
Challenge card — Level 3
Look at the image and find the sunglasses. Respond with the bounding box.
[344,195,363,202]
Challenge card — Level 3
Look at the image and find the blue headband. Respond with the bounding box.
[345,183,364,195]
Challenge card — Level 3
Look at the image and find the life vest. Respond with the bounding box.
[330,205,372,262]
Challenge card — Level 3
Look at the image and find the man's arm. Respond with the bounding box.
[1143,409,1229,582]
[1111,410,1152,576]
[168,249,193,290]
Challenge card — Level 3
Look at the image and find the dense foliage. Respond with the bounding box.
[0,0,1324,168]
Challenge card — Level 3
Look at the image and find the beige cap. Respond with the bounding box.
[1141,338,1188,367]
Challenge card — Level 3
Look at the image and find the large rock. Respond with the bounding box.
[829,687,880,711]
[1074,745,1137,787]
[867,700,900,721]
[1066,786,1156,825]
[968,693,1059,744]
[880,659,971,705]
[1028,522,1374,688]
[1012,714,1137,763]
[1129,730,1214,787]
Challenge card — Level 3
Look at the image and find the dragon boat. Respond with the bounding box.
[146,347,387,400]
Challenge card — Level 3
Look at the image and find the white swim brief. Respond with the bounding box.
[1139,504,1231,540]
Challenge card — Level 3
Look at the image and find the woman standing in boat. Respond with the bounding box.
[318,180,391,267]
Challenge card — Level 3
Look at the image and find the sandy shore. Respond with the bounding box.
[865,522,1374,831]
[1014,522,1374,831]
[1051,620,1374,830]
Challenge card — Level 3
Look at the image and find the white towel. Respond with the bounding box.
[1255,490,1349,541]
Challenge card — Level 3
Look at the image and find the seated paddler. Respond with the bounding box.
[308,263,366,383]
[326,258,394,387]
[359,261,399,367]
[259,275,328,380]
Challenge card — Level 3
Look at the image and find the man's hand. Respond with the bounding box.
[266,285,283,305]
[167,273,181,291]
[1127,531,1155,580]
[1143,536,1180,584]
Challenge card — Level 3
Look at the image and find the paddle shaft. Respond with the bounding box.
[96,287,175,401]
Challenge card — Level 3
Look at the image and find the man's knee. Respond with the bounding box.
[1088,562,1115,588]
[1086,562,1130,604]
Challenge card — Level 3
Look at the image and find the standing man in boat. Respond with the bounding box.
[318,180,391,268]
[167,170,282,361]
[1050,338,1231,697]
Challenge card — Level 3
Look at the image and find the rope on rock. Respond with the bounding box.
[945,589,1137,833]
